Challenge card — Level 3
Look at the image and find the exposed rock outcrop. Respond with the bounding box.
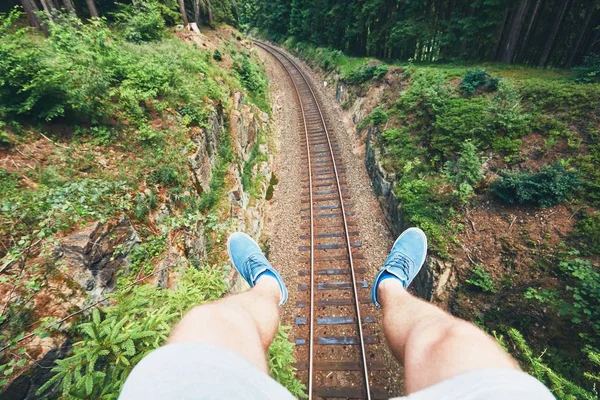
[54,215,140,300]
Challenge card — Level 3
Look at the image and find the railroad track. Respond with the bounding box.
[255,40,387,400]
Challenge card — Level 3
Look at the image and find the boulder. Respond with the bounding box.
[54,215,140,298]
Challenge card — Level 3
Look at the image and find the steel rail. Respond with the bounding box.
[251,41,317,399]
[254,39,372,400]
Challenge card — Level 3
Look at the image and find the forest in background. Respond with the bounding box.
[240,0,600,68]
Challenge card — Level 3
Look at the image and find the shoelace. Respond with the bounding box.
[386,254,413,282]
[244,254,267,276]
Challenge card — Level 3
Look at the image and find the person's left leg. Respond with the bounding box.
[168,275,281,373]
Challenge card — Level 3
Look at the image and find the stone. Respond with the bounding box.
[54,215,140,298]
[0,339,71,400]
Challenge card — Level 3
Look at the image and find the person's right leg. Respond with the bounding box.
[372,228,553,399]
[378,279,519,393]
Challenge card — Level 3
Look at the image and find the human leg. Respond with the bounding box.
[168,232,287,373]
[378,279,519,393]
[168,276,281,373]
[371,228,520,394]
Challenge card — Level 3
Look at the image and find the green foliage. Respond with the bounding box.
[506,328,597,400]
[242,141,267,199]
[147,165,184,188]
[573,212,600,256]
[343,62,388,84]
[444,140,482,204]
[114,1,165,43]
[37,267,227,398]
[358,106,388,131]
[490,163,580,208]
[268,325,307,398]
[233,52,269,111]
[459,69,499,96]
[213,49,223,62]
[466,264,496,293]
[575,53,600,83]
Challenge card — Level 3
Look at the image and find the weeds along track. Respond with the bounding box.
[255,40,387,400]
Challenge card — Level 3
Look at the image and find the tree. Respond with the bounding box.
[567,0,599,67]
[62,0,75,14]
[178,0,189,26]
[517,0,543,62]
[539,0,571,66]
[19,0,43,29]
[500,0,530,63]
[85,0,99,18]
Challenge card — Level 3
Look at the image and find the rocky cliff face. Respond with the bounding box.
[314,67,450,301]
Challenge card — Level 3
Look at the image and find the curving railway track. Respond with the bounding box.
[255,40,388,400]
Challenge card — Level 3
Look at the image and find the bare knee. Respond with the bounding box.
[407,318,519,371]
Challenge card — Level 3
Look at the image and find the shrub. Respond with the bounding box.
[459,69,500,96]
[358,106,388,131]
[505,328,597,399]
[466,264,496,293]
[344,62,388,84]
[444,140,482,204]
[233,53,269,111]
[490,163,580,208]
[268,325,307,398]
[115,2,165,43]
[147,166,183,187]
[575,53,600,83]
[573,212,600,256]
[213,49,223,61]
[36,267,227,398]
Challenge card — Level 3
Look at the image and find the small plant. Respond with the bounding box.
[268,325,307,398]
[213,49,223,61]
[444,140,482,204]
[459,69,500,96]
[573,211,600,256]
[490,163,580,208]
[466,264,496,293]
[344,62,388,84]
[575,53,600,83]
[358,106,388,131]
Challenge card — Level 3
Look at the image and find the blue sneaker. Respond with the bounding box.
[371,227,427,307]
[227,232,288,306]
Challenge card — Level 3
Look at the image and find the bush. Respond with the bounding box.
[575,53,600,83]
[268,325,307,398]
[466,264,496,293]
[233,52,269,111]
[573,212,600,256]
[358,106,388,131]
[115,2,165,43]
[459,69,500,96]
[344,62,388,84]
[490,163,580,208]
[444,140,482,204]
[213,49,223,61]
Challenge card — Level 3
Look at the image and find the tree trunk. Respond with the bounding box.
[539,0,571,66]
[500,0,530,63]
[566,0,598,67]
[39,0,54,20]
[62,0,75,13]
[206,0,213,24]
[178,0,189,26]
[517,0,543,63]
[20,0,43,29]
[85,0,99,18]
[193,0,200,23]
[489,6,511,61]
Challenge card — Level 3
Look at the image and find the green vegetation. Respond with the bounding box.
[490,164,580,208]
[268,325,307,398]
[0,4,306,397]
[243,0,597,68]
[281,38,600,397]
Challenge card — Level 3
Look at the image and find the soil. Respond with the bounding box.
[258,45,403,397]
